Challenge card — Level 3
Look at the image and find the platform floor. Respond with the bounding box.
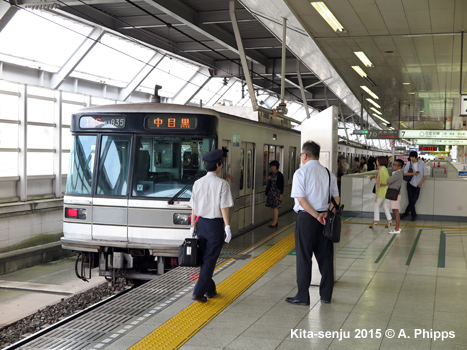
[19,213,467,350]
[91,212,467,350]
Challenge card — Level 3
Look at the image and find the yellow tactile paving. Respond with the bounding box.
[130,232,295,350]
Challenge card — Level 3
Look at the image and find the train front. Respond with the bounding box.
[61,103,218,283]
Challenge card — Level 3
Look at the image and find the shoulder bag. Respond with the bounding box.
[178,233,201,267]
[385,188,399,200]
[403,161,413,181]
[323,168,344,243]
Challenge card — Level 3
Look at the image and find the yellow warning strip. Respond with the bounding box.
[344,221,462,230]
[130,232,295,350]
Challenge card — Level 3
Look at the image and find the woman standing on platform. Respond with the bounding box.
[265,160,284,228]
[369,156,392,228]
[360,157,368,172]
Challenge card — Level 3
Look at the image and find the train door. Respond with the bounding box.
[239,142,255,230]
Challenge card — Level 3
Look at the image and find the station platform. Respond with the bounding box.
[20,212,467,350]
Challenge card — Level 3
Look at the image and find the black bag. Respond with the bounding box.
[403,161,413,181]
[178,237,201,267]
[323,169,343,243]
[372,184,376,194]
[385,188,399,200]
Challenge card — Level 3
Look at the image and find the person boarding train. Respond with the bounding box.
[189,149,234,302]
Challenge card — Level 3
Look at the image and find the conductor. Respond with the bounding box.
[189,149,234,302]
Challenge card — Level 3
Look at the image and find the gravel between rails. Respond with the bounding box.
[0,278,131,348]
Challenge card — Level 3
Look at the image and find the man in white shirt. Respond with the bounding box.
[286,141,339,305]
[401,151,426,221]
[189,149,234,302]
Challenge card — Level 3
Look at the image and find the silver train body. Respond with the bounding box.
[61,103,301,281]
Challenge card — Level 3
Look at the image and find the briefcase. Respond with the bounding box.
[178,238,201,267]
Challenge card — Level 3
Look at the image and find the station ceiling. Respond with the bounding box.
[12,0,467,131]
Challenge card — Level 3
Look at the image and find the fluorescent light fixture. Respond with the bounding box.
[352,66,367,78]
[408,92,416,95]
[403,82,410,85]
[361,86,379,99]
[311,2,345,33]
[372,114,390,124]
[354,51,373,67]
[370,107,382,115]
[389,127,395,130]
[366,98,380,108]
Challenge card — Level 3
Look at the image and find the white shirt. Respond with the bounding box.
[189,172,234,218]
[291,160,339,212]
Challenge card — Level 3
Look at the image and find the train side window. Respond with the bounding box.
[65,135,96,195]
[239,148,244,190]
[288,146,297,184]
[96,135,132,196]
[247,149,252,189]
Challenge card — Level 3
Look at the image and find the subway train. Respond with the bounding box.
[61,103,301,282]
[61,102,389,283]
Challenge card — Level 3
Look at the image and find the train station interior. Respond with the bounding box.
[1,0,467,349]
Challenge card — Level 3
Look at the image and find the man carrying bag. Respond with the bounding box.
[188,149,234,302]
[285,141,340,306]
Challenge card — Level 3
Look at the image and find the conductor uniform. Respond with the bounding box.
[189,149,234,302]
[286,142,339,305]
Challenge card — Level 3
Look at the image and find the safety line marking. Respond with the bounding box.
[406,229,423,266]
[374,235,397,263]
[438,231,446,268]
[130,233,295,350]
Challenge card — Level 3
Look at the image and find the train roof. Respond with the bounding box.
[75,103,220,116]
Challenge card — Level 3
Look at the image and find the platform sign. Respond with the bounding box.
[460,95,467,116]
[413,139,467,145]
[352,130,369,135]
[400,130,467,139]
[459,171,467,178]
[365,130,399,139]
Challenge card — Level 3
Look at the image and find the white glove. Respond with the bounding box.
[190,226,195,237]
[224,225,232,243]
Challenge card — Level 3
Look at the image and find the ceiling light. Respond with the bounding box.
[370,107,382,115]
[366,98,380,108]
[372,114,390,124]
[354,51,373,67]
[389,127,395,130]
[360,86,379,99]
[352,66,367,78]
[403,82,410,85]
[311,2,345,33]
[408,92,416,95]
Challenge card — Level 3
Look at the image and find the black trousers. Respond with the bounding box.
[403,183,420,218]
[294,211,334,303]
[193,217,224,298]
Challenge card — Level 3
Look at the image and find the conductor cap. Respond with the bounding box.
[202,149,224,164]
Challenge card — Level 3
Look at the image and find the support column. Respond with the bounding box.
[53,90,62,198]
[18,84,27,201]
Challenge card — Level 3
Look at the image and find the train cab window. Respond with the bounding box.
[132,136,214,199]
[65,135,96,195]
[96,135,132,196]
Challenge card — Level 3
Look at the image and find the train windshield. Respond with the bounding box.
[132,135,214,199]
[66,135,96,195]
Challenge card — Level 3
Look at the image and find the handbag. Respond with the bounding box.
[178,236,201,267]
[403,161,413,181]
[323,168,344,243]
[372,184,376,194]
[385,188,399,200]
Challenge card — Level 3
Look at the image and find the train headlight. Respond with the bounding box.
[173,213,191,225]
[65,207,87,219]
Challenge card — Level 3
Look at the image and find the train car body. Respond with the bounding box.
[61,103,300,281]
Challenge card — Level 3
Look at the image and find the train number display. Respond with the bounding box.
[79,116,126,129]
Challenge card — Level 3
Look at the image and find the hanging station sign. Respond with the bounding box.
[413,139,467,146]
[400,130,467,139]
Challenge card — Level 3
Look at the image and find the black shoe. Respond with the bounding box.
[205,290,217,298]
[268,223,278,228]
[321,299,331,304]
[285,297,310,306]
[400,214,408,219]
[192,295,207,302]
[411,217,417,221]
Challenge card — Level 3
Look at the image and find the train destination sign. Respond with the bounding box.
[352,130,399,139]
[79,116,126,129]
[147,116,197,129]
[413,139,467,146]
[399,130,467,139]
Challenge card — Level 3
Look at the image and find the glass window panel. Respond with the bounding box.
[247,149,252,189]
[0,94,19,121]
[62,127,73,151]
[28,86,55,98]
[92,97,114,106]
[74,33,154,85]
[28,152,53,175]
[62,91,86,104]
[27,98,54,123]
[62,102,84,126]
[0,10,93,71]
[190,78,225,106]
[0,80,19,92]
[263,145,268,186]
[239,148,244,190]
[0,152,18,176]
[66,135,96,195]
[217,80,244,106]
[62,152,70,175]
[132,135,213,199]
[28,125,54,149]
[0,123,19,148]
[97,135,131,196]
